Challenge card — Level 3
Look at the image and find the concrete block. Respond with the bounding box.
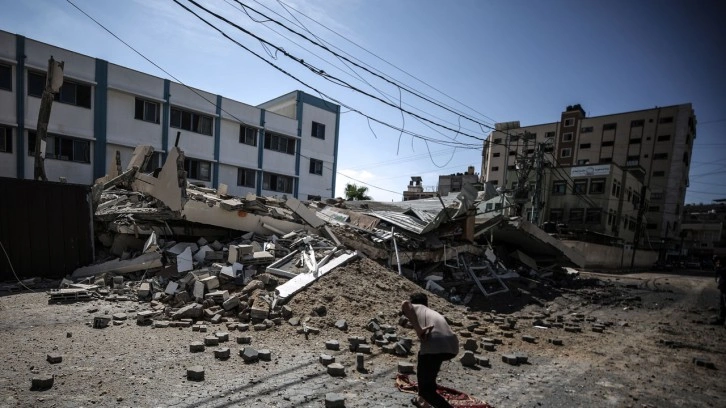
[222,296,240,311]
[502,354,519,365]
[253,323,267,331]
[200,276,219,291]
[475,356,490,367]
[515,352,528,364]
[236,336,252,344]
[190,341,205,353]
[335,319,348,331]
[463,338,478,352]
[214,347,231,359]
[522,335,536,343]
[459,331,472,338]
[288,317,300,326]
[357,344,372,354]
[398,362,415,374]
[210,314,223,324]
[93,316,111,329]
[154,320,170,328]
[325,340,340,351]
[693,357,716,369]
[320,354,335,366]
[356,353,365,371]
[215,332,229,342]
[325,393,346,408]
[241,347,259,363]
[258,349,271,361]
[382,344,396,354]
[31,374,54,390]
[138,282,151,298]
[193,281,205,299]
[281,305,293,318]
[460,351,477,367]
[187,366,204,381]
[46,354,63,364]
[204,336,219,346]
[237,323,249,332]
[548,338,564,346]
[592,326,604,333]
[327,362,345,377]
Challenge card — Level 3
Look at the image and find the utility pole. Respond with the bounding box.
[531,142,545,225]
[630,185,648,269]
[34,56,64,181]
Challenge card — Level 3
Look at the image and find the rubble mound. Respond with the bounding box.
[286,257,463,330]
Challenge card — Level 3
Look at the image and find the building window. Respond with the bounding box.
[603,123,617,131]
[651,192,663,200]
[237,167,256,188]
[629,138,641,144]
[309,158,323,175]
[544,145,554,153]
[507,165,516,171]
[170,107,213,135]
[184,158,211,181]
[509,135,520,142]
[491,166,499,171]
[561,148,572,158]
[552,180,566,195]
[490,180,498,185]
[600,157,612,163]
[601,140,614,147]
[28,71,92,108]
[577,159,590,165]
[141,151,162,173]
[653,171,665,177]
[549,208,564,223]
[134,98,160,124]
[311,122,325,139]
[653,153,668,160]
[508,150,517,156]
[492,152,500,157]
[585,208,602,224]
[630,119,644,127]
[264,132,296,155]
[573,180,587,194]
[263,172,294,194]
[0,63,11,91]
[562,132,573,142]
[27,131,90,163]
[659,116,673,124]
[564,118,575,127]
[239,125,257,146]
[589,178,606,194]
[580,143,591,149]
[607,210,615,226]
[569,208,584,223]
[626,155,639,166]
[493,138,502,144]
[545,131,555,138]
[611,181,621,197]
[581,126,593,133]
[0,126,12,153]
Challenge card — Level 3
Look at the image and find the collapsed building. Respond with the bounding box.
[50,145,585,322]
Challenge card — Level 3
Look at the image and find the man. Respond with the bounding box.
[715,257,726,325]
[402,292,459,408]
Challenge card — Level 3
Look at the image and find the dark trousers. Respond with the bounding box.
[719,292,726,322]
[417,352,456,408]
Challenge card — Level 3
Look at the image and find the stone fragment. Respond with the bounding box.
[154,320,170,328]
[592,326,604,333]
[320,354,335,366]
[356,353,365,371]
[112,313,127,321]
[693,357,716,369]
[281,305,293,318]
[382,344,396,354]
[460,351,477,367]
[215,332,229,342]
[172,304,203,320]
[222,296,240,311]
[502,354,519,365]
[548,339,564,346]
[253,323,267,331]
[214,347,230,359]
[327,362,345,376]
[515,352,529,364]
[236,336,252,345]
[288,317,300,326]
[93,316,111,329]
[398,361,415,374]
[241,347,259,363]
[258,349,272,361]
[187,366,204,381]
[357,344,372,354]
[204,336,219,346]
[189,342,205,353]
[475,356,490,367]
[522,335,536,343]
[325,340,340,351]
[482,342,495,352]
[31,375,54,390]
[463,338,478,352]
[46,354,62,364]
[335,319,348,331]
[325,393,345,408]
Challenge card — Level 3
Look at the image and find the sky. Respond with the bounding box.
[1,0,724,203]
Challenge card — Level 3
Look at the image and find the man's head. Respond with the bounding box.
[410,292,428,307]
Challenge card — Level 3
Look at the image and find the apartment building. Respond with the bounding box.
[0,32,340,200]
[481,103,696,245]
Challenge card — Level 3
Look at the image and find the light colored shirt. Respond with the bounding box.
[412,304,459,355]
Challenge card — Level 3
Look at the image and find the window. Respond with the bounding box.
[603,123,617,131]
[580,143,591,149]
[562,132,573,142]
[237,167,256,188]
[28,71,92,108]
[27,131,90,163]
[490,180,498,185]
[492,152,501,158]
[184,158,211,181]
[560,148,572,158]
[589,178,605,194]
[607,210,615,226]
[311,122,325,139]
[309,158,323,175]
[264,132,296,155]
[141,151,162,173]
[549,208,564,223]
[508,150,517,156]
[545,131,555,138]
[509,135,520,142]
[544,145,554,153]
[651,192,663,200]
[585,208,602,224]
[659,116,673,124]
[0,63,11,91]
[263,172,293,194]
[0,126,12,153]
[569,208,584,223]
[493,138,502,144]
[630,119,644,127]
[239,125,257,146]
[526,148,535,155]
[564,118,575,127]
[507,165,516,170]
[629,138,641,144]
[577,159,590,165]
[601,140,614,147]
[574,180,588,194]
[552,180,566,195]
[653,153,668,160]
[657,135,671,142]
[600,157,612,163]
[653,171,665,177]
[170,107,213,135]
[491,166,499,171]
[626,155,639,166]
[581,126,593,133]
[134,98,160,124]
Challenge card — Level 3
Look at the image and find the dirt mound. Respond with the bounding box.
[285,257,465,331]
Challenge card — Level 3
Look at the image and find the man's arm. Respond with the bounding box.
[401,301,432,340]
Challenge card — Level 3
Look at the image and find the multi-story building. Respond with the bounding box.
[438,166,482,196]
[481,103,696,246]
[681,203,726,261]
[402,176,437,201]
[0,31,340,200]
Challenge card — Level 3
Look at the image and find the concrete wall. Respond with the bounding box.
[561,240,658,270]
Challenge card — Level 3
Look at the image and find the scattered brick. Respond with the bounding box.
[187,366,204,381]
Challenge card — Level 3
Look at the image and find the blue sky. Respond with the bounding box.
[1,0,724,203]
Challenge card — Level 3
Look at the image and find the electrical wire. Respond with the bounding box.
[0,241,35,292]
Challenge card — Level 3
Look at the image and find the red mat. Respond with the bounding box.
[395,374,494,408]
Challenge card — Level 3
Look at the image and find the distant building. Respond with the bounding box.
[481,103,695,248]
[681,203,726,260]
[403,176,436,201]
[438,166,482,196]
[0,31,340,200]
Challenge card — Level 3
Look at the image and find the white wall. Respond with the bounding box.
[219,163,257,197]
[298,103,337,199]
[562,240,658,270]
[107,90,164,149]
[265,110,296,136]
[22,129,94,184]
[0,150,15,177]
[218,119,259,167]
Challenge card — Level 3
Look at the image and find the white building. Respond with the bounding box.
[0,31,341,200]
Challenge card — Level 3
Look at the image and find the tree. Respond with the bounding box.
[344,183,372,201]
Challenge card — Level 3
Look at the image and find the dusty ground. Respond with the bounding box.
[1,260,726,408]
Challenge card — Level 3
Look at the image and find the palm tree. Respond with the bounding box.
[344,183,372,201]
